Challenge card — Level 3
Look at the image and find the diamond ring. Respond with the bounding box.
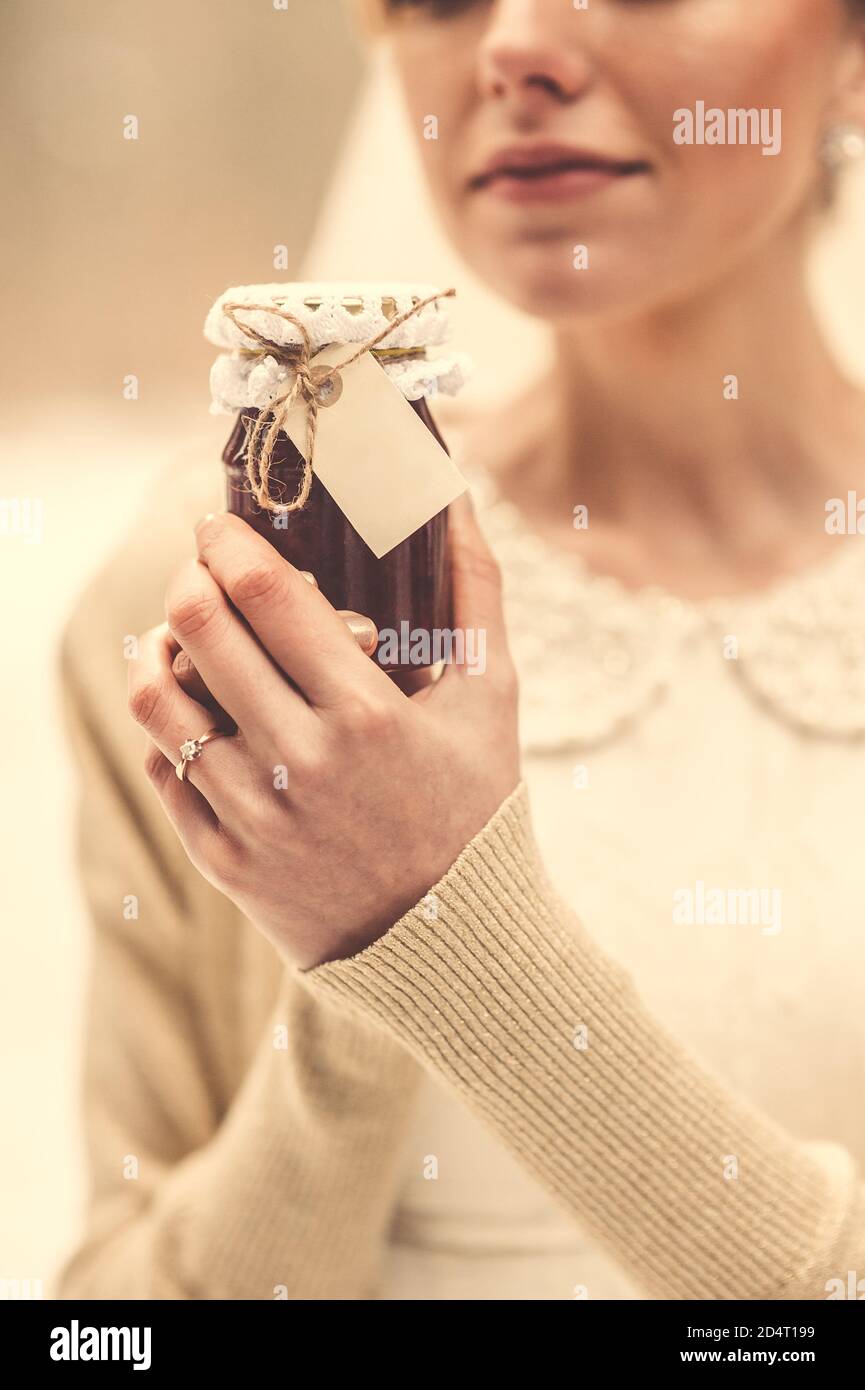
[175,727,233,782]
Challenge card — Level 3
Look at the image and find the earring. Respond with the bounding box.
[820,123,865,170]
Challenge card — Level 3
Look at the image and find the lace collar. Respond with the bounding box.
[467,463,865,753]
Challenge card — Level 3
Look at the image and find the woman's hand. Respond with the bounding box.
[168,571,379,719]
[127,494,521,970]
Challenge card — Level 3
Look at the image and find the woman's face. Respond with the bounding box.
[382,0,865,321]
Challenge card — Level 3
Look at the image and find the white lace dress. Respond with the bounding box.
[379,461,865,1301]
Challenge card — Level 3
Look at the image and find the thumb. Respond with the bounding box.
[446,486,512,680]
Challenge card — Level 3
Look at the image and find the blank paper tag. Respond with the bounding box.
[281,347,467,559]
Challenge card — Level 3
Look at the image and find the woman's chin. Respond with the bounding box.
[472,250,661,327]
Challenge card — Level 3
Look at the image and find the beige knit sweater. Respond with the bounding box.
[55,451,865,1301]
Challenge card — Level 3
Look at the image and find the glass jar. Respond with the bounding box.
[205,283,470,676]
[221,395,451,673]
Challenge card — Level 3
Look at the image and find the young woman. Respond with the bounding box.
[58,0,865,1300]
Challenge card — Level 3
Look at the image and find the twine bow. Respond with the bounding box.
[221,287,456,514]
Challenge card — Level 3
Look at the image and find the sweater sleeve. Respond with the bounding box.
[298,781,865,1301]
[54,543,421,1301]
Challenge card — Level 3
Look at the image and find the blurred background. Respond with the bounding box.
[2,0,865,1294]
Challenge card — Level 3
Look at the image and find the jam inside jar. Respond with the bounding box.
[222,398,452,675]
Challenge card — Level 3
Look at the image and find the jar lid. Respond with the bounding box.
[204,281,455,353]
[205,280,471,413]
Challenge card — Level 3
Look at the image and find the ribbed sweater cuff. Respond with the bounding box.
[299,781,863,1300]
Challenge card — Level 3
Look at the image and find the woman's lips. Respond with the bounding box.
[469,148,650,204]
[479,164,640,203]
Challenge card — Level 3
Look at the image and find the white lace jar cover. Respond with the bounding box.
[203,281,472,417]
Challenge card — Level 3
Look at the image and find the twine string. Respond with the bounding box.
[221,287,456,514]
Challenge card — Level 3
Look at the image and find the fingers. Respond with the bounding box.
[170,589,377,710]
[172,647,231,718]
[194,512,397,710]
[339,611,379,656]
[141,736,226,872]
[128,622,250,822]
[164,558,318,751]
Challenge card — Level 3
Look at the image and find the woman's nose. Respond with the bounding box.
[477,0,594,108]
